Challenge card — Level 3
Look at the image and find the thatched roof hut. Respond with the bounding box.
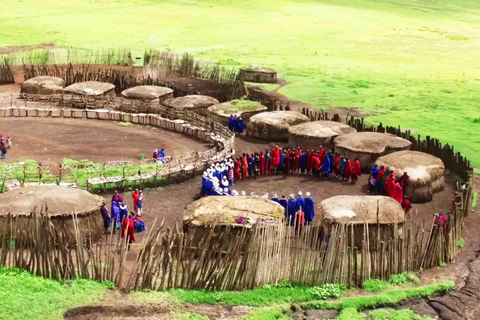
[64,81,115,97]
[334,132,411,172]
[162,95,219,116]
[207,100,267,126]
[288,121,357,150]
[375,151,445,203]
[21,76,65,95]
[246,111,310,141]
[0,186,104,241]
[121,85,173,102]
[239,66,277,83]
[320,195,405,248]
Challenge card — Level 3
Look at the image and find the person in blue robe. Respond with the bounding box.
[200,172,211,197]
[340,156,346,178]
[158,149,165,160]
[304,192,315,224]
[278,152,284,172]
[228,115,234,131]
[279,195,288,218]
[300,152,307,174]
[232,116,238,133]
[110,201,121,230]
[247,155,254,178]
[119,203,129,224]
[369,164,379,192]
[287,194,297,226]
[296,191,305,212]
[237,117,245,134]
[271,193,280,204]
[265,151,270,173]
[322,153,332,176]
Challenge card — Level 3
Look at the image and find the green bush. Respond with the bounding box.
[308,283,344,300]
[389,272,419,286]
[363,279,389,292]
[338,307,365,320]
[458,237,465,248]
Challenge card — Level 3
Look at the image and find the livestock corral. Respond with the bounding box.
[0,53,477,320]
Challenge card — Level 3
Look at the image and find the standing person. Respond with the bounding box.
[402,196,412,215]
[228,115,234,131]
[200,172,211,197]
[368,164,379,193]
[322,152,332,177]
[306,150,313,175]
[278,149,284,174]
[132,189,140,212]
[153,149,158,160]
[241,153,248,180]
[294,147,302,173]
[234,157,241,181]
[380,167,391,195]
[304,192,315,224]
[296,191,305,213]
[119,202,129,223]
[344,157,352,181]
[300,150,307,174]
[385,172,397,197]
[289,149,295,174]
[6,137,12,149]
[318,147,325,164]
[399,172,410,196]
[283,150,290,177]
[271,193,280,204]
[227,162,234,185]
[271,146,280,171]
[112,190,123,204]
[265,150,271,175]
[158,148,165,160]
[232,116,238,133]
[121,213,135,251]
[287,194,297,225]
[100,202,110,232]
[311,153,318,176]
[259,151,266,176]
[137,190,143,216]
[314,153,321,176]
[111,200,121,231]
[248,154,255,178]
[376,166,386,192]
[340,156,346,179]
[235,117,244,134]
[351,158,361,183]
[1,146,6,159]
[334,153,341,177]
[294,208,305,236]
[392,182,403,203]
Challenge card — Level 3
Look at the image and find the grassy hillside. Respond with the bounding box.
[1,0,480,165]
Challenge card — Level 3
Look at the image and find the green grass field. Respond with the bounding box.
[1,0,480,166]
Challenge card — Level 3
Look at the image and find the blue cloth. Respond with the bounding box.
[300,153,307,172]
[228,116,234,131]
[340,158,346,175]
[235,118,244,133]
[279,199,288,217]
[111,201,121,228]
[265,153,270,169]
[370,167,379,187]
[158,150,165,159]
[322,155,332,175]
[120,204,128,222]
[304,197,315,222]
[271,197,280,204]
[278,153,284,171]
[296,197,305,212]
[200,177,211,196]
[287,199,296,224]
[134,218,146,233]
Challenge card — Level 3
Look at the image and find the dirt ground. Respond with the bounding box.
[0,117,210,165]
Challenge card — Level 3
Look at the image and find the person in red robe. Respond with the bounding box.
[399,172,410,196]
[351,158,361,183]
[283,151,290,176]
[241,153,248,180]
[288,150,295,174]
[271,146,280,173]
[392,182,403,203]
[334,153,341,177]
[344,157,352,180]
[259,152,266,175]
[132,189,140,211]
[306,151,313,174]
[121,213,135,250]
[385,172,396,196]
[402,196,412,214]
[234,157,241,180]
[314,154,321,176]
[376,165,386,193]
[294,147,302,173]
[318,147,325,164]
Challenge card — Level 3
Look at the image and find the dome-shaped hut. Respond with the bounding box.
[0,186,104,241]
[64,81,115,97]
[375,151,445,203]
[246,111,310,141]
[207,99,267,126]
[162,95,219,116]
[334,132,411,171]
[288,121,357,150]
[239,66,277,83]
[21,76,65,95]
[319,195,405,248]
[120,85,173,113]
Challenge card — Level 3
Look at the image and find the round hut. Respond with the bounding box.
[319,195,405,248]
[0,186,104,242]
[162,95,219,116]
[246,111,310,141]
[21,76,65,95]
[207,100,267,126]
[120,85,174,113]
[64,81,115,97]
[288,121,357,150]
[183,196,284,243]
[239,66,277,83]
[375,151,445,203]
[334,132,411,171]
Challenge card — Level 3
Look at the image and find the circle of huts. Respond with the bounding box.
[319,195,405,248]
[246,111,310,141]
[375,151,445,203]
[0,185,104,242]
[333,132,412,171]
[207,100,267,127]
[162,95,219,115]
[288,120,357,150]
[21,76,66,95]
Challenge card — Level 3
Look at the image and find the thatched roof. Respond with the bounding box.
[121,85,173,99]
[183,196,284,227]
[288,121,356,138]
[21,76,65,95]
[334,132,411,154]
[64,81,115,95]
[375,151,445,186]
[249,111,310,129]
[0,186,103,217]
[321,195,405,224]
[240,66,276,74]
[208,100,267,118]
[162,95,219,109]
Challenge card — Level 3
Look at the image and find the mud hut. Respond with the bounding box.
[334,132,411,171]
[288,121,357,150]
[207,99,267,126]
[320,195,405,248]
[120,85,173,113]
[246,111,310,141]
[21,76,65,95]
[183,196,284,243]
[375,151,445,203]
[0,186,104,242]
[64,81,115,97]
[239,66,277,83]
[162,95,219,116]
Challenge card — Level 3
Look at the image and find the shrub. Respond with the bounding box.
[363,279,388,292]
[337,307,365,320]
[439,262,447,268]
[308,283,344,300]
[458,237,465,248]
[389,272,419,286]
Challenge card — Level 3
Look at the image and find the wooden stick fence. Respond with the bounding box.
[0,59,14,84]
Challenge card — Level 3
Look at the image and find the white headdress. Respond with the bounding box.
[298,191,303,196]
[306,192,311,197]
[241,191,246,196]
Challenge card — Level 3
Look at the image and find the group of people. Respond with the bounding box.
[227,115,245,134]
[100,190,146,249]
[0,136,12,159]
[232,146,362,183]
[152,148,165,163]
[200,158,235,197]
[369,165,412,214]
